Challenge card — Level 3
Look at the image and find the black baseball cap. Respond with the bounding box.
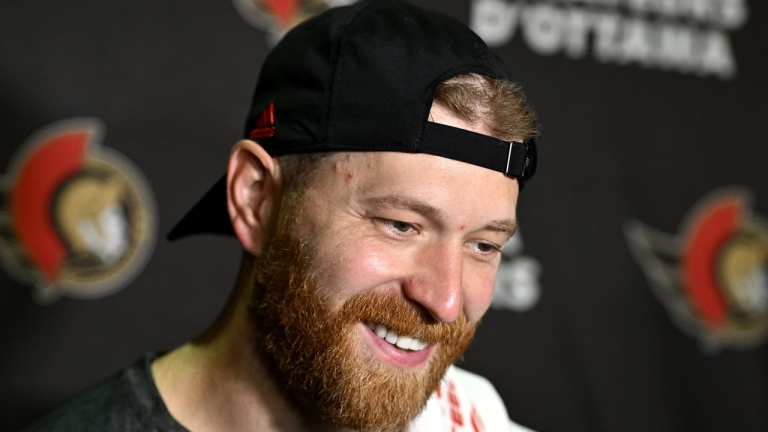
[168,0,537,241]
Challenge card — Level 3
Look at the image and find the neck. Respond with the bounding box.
[152,253,342,432]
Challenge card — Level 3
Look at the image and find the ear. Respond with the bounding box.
[226,140,281,256]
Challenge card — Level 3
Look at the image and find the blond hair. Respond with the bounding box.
[433,73,538,143]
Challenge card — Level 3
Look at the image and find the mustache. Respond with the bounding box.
[337,290,477,345]
[254,221,477,348]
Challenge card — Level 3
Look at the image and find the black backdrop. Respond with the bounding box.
[2,1,767,431]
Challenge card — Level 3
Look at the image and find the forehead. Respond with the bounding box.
[308,150,519,222]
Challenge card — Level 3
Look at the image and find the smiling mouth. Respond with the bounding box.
[365,321,429,351]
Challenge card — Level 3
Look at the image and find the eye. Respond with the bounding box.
[390,220,414,233]
[476,243,495,252]
[375,218,418,237]
[467,241,502,259]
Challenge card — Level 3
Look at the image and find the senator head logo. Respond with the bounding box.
[0,119,157,303]
[625,188,768,351]
[233,0,360,44]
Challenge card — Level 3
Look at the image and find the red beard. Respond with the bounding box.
[251,207,477,432]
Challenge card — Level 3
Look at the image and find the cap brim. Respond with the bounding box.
[167,175,235,241]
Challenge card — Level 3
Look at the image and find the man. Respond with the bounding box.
[25,0,538,431]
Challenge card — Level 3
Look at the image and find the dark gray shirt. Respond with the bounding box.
[22,352,188,432]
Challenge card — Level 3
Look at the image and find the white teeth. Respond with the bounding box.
[375,324,387,339]
[395,335,413,350]
[385,329,399,344]
[366,321,428,352]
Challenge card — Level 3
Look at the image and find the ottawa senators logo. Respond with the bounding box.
[625,188,768,351]
[233,0,361,44]
[0,119,157,304]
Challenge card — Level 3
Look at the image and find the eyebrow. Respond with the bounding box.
[361,194,517,236]
[362,195,446,220]
[484,219,517,237]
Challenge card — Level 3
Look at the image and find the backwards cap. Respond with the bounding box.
[169,0,536,240]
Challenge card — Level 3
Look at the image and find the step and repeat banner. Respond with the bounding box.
[1,1,766,431]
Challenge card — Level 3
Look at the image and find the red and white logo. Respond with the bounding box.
[0,119,157,303]
[625,187,768,351]
[233,0,361,45]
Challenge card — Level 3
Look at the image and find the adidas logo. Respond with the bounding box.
[249,102,276,139]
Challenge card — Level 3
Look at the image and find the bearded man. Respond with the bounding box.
[24,1,539,431]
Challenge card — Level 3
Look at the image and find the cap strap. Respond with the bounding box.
[420,122,536,180]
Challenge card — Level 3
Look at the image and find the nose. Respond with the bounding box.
[403,241,463,322]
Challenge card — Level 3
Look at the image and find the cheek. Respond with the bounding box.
[462,266,498,322]
[318,236,409,300]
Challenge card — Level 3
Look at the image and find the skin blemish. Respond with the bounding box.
[347,172,354,180]
[459,225,465,231]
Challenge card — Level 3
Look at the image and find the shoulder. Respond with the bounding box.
[21,377,122,431]
[20,352,184,432]
[447,366,536,432]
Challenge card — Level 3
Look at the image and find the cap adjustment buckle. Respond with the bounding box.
[505,140,536,180]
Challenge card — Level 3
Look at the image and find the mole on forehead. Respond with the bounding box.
[329,152,369,174]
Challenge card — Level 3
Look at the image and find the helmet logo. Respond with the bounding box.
[233,0,361,44]
[625,188,768,351]
[0,119,157,303]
